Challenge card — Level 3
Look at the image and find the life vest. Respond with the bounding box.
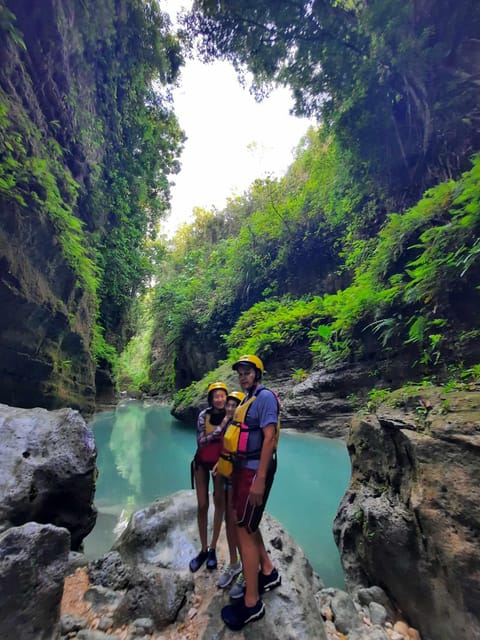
[205,411,222,439]
[217,387,280,478]
[195,409,224,466]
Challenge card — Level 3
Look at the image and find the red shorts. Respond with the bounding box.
[232,457,277,533]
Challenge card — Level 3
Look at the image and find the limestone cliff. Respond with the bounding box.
[0,0,182,412]
[333,386,480,640]
[0,0,99,411]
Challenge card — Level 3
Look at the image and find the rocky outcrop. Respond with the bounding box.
[0,199,96,412]
[85,490,329,639]
[0,403,97,549]
[334,386,480,640]
[279,362,375,437]
[172,356,375,438]
[60,491,422,639]
[0,522,70,640]
[0,0,102,413]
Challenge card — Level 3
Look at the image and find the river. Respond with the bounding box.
[84,401,351,588]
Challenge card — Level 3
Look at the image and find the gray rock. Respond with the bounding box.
[334,390,480,640]
[112,564,192,630]
[96,617,113,631]
[355,585,396,622]
[67,551,89,573]
[113,491,199,569]
[369,602,388,626]
[0,403,97,549]
[61,614,86,634]
[112,490,328,639]
[76,631,118,640]
[132,618,154,634]
[0,522,70,640]
[331,590,362,634]
[88,551,132,590]
[84,585,123,612]
[349,627,390,640]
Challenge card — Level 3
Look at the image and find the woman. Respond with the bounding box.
[216,390,245,588]
[189,381,229,572]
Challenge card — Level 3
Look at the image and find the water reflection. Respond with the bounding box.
[109,402,146,500]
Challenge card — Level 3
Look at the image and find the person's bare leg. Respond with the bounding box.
[236,525,261,607]
[195,465,209,551]
[258,529,275,575]
[209,471,225,549]
[225,487,239,565]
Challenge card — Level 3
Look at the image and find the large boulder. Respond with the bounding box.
[95,490,329,639]
[334,387,480,640]
[0,522,70,640]
[0,403,97,549]
[280,362,375,437]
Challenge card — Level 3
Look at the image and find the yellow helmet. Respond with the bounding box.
[227,391,246,404]
[232,354,264,376]
[207,382,228,397]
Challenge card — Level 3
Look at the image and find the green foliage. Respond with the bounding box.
[1,0,184,384]
[291,368,308,384]
[150,128,376,391]
[365,388,392,412]
[151,139,480,394]
[225,296,323,358]
[92,324,119,368]
[185,0,480,204]
[117,305,154,393]
[309,324,352,366]
[0,96,97,295]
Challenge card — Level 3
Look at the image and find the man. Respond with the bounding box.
[221,354,281,631]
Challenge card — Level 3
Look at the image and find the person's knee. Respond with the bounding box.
[213,492,224,509]
[197,497,209,513]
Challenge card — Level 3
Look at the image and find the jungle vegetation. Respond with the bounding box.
[119,0,480,398]
[0,0,184,367]
[2,0,478,398]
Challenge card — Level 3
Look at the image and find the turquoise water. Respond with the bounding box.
[85,401,351,588]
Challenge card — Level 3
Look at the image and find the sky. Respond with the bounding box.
[160,0,314,237]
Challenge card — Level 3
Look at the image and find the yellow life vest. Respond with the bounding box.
[217,388,280,478]
[205,411,221,439]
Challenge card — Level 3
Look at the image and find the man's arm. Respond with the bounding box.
[249,423,276,505]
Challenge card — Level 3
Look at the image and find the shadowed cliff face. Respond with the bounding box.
[0,200,95,410]
[333,387,480,640]
[0,0,98,412]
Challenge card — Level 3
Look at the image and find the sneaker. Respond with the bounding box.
[229,567,281,599]
[189,550,208,573]
[221,599,265,631]
[229,571,246,599]
[217,561,242,588]
[206,547,217,570]
[258,567,281,593]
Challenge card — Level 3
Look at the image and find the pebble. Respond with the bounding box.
[187,607,198,619]
[97,617,113,631]
[132,618,154,634]
[394,621,410,636]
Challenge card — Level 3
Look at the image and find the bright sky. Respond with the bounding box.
[161,0,314,237]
